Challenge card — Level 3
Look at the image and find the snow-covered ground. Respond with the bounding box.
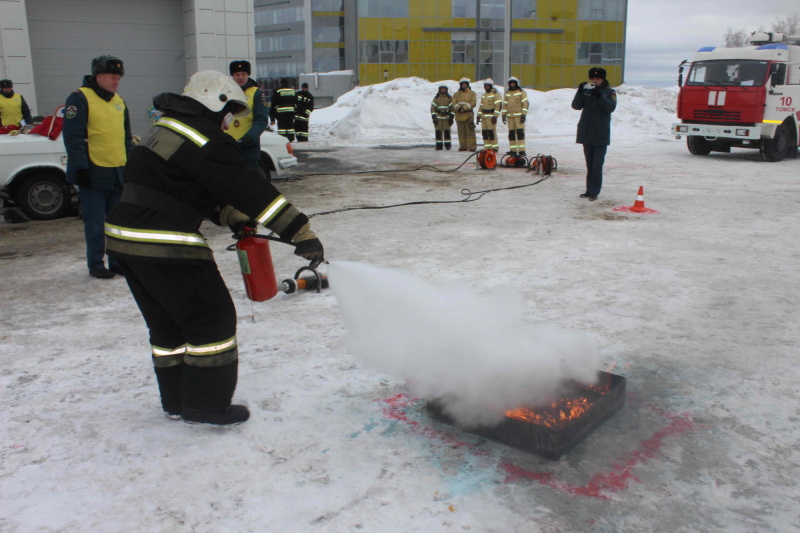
[2,78,799,532]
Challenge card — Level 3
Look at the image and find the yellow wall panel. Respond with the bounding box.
[361,19,379,40]
[564,0,579,19]
[561,20,577,42]
[589,23,605,42]
[535,41,551,64]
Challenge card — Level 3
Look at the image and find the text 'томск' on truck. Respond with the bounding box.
[1,111,297,222]
[671,31,800,162]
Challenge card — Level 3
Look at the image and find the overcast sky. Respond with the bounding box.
[625,0,800,87]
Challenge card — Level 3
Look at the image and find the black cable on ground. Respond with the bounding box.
[307,169,552,218]
[291,151,479,179]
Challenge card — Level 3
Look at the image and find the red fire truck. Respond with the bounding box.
[671,31,800,161]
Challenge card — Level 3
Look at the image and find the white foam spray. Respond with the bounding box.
[328,261,601,428]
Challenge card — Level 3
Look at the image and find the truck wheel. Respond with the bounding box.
[14,173,72,220]
[687,136,712,155]
[759,124,789,162]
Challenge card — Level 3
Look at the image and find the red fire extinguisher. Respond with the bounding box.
[235,235,278,301]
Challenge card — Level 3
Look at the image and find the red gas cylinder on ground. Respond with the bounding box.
[235,236,278,301]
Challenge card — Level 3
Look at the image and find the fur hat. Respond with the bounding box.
[301,82,309,89]
[588,67,607,80]
[229,60,251,75]
[92,56,124,77]
[0,79,12,89]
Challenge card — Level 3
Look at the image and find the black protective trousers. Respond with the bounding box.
[118,259,239,415]
[582,144,608,197]
[276,113,295,141]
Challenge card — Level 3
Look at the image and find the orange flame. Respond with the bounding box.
[505,376,613,429]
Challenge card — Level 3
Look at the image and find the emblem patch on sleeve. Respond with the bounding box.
[65,105,78,119]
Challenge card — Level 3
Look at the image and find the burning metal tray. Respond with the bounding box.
[426,371,626,460]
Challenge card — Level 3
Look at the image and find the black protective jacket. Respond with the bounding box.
[105,93,307,263]
[571,80,617,146]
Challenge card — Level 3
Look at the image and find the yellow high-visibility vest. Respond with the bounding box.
[79,87,127,167]
[226,86,257,141]
[0,93,23,126]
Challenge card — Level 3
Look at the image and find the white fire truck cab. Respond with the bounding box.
[671,32,800,161]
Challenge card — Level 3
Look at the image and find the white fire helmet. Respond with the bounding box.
[182,70,250,118]
[508,76,520,86]
[484,78,494,86]
[459,77,470,84]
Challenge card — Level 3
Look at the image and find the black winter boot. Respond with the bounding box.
[154,364,183,418]
[182,404,250,426]
[180,360,247,425]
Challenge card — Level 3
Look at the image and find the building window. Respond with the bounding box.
[313,25,344,44]
[357,0,409,17]
[511,41,535,64]
[257,34,305,53]
[452,31,476,64]
[359,41,409,63]
[578,0,624,21]
[576,42,623,64]
[312,0,343,9]
[313,48,344,72]
[254,6,303,26]
[452,0,477,18]
[256,62,304,79]
[480,0,505,27]
[511,0,537,19]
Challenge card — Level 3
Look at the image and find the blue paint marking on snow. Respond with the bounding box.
[697,46,717,52]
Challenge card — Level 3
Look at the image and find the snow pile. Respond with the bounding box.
[310,77,679,142]
[328,261,600,428]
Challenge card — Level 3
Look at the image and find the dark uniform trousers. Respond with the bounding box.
[583,145,607,197]
[276,112,295,142]
[119,259,239,414]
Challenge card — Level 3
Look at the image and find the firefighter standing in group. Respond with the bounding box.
[0,79,33,129]
[62,55,133,279]
[270,78,297,141]
[226,60,269,173]
[476,79,502,152]
[104,70,324,426]
[452,78,477,151]
[430,84,454,150]
[294,82,314,142]
[502,76,529,156]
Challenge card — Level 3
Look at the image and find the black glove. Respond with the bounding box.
[448,118,454,126]
[292,224,324,268]
[476,118,480,125]
[591,87,602,99]
[579,82,587,90]
[491,117,497,124]
[76,169,91,187]
[521,115,526,123]
[502,115,507,124]
[432,117,437,125]
[240,134,256,146]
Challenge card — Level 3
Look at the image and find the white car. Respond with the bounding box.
[0,127,297,222]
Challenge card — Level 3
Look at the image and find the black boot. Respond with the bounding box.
[154,364,183,419]
[180,360,248,425]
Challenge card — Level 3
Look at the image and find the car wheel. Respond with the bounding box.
[687,136,712,156]
[759,124,789,162]
[14,173,72,220]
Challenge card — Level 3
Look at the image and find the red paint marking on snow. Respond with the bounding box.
[500,411,696,499]
[376,394,698,499]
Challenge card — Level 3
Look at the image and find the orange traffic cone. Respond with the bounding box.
[630,186,648,212]
[613,186,658,214]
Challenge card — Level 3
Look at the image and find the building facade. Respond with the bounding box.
[255,0,627,91]
[0,0,257,135]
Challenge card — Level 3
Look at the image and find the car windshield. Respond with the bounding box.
[687,60,769,87]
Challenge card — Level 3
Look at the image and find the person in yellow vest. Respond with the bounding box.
[227,60,269,173]
[63,55,133,279]
[0,79,33,128]
[452,78,477,151]
[502,76,529,156]
[476,79,502,152]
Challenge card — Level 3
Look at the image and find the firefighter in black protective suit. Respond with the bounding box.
[105,70,324,426]
[269,78,297,141]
